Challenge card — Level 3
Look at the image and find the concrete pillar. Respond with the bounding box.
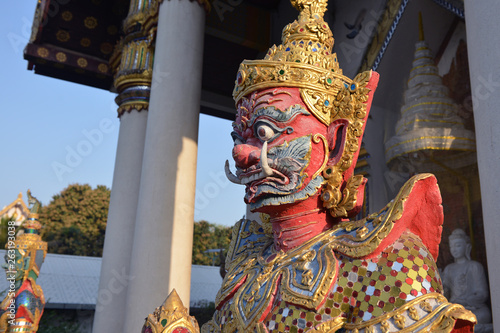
[93,2,155,329]
[123,1,206,331]
[464,0,500,329]
[92,110,148,333]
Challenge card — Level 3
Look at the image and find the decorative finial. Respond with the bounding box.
[25,190,42,230]
[291,0,328,20]
[418,12,425,41]
[142,289,200,333]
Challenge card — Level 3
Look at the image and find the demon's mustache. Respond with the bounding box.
[225,141,273,185]
[224,136,311,193]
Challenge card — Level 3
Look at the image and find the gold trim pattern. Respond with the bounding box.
[342,293,476,332]
[77,58,88,68]
[56,52,67,63]
[143,289,200,333]
[360,0,403,72]
[331,173,431,258]
[123,0,160,34]
[56,30,70,42]
[84,16,98,29]
[61,11,73,22]
[36,47,48,58]
[402,101,455,114]
[320,71,372,218]
[312,134,329,179]
[211,219,340,332]
[202,174,477,331]
[29,0,44,43]
[385,135,476,154]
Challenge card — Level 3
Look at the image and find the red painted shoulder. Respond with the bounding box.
[374,174,444,261]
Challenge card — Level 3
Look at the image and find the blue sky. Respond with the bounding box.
[1,2,246,227]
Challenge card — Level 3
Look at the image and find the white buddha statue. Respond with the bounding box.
[442,229,493,333]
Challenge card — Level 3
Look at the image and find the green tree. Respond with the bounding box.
[192,221,232,266]
[39,184,110,257]
[38,309,81,333]
[0,215,16,249]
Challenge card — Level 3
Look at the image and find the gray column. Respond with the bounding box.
[92,110,148,333]
[464,0,500,329]
[123,1,206,332]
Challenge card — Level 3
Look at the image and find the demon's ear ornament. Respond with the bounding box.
[321,71,379,218]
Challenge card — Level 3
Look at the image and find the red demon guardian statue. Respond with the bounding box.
[142,0,477,332]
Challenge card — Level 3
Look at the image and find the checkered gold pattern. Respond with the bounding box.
[212,232,443,333]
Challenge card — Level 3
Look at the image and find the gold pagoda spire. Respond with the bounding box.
[418,12,425,42]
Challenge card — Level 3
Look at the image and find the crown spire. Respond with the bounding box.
[233,0,359,126]
[418,12,425,42]
[292,0,328,20]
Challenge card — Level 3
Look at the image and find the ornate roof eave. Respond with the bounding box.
[24,43,113,89]
[24,0,130,90]
[29,0,50,44]
[0,193,29,218]
[359,0,464,73]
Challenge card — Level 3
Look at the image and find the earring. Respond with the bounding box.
[321,165,363,218]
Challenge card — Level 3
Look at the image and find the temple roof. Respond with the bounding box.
[0,250,222,309]
[0,193,30,226]
[25,0,129,90]
[24,0,278,108]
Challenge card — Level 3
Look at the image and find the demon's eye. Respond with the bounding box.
[256,124,275,142]
[253,120,294,143]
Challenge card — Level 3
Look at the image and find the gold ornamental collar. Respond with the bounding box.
[232,0,356,126]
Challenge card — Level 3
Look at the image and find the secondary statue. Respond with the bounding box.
[142,0,477,332]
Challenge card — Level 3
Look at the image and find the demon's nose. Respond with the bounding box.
[232,144,261,170]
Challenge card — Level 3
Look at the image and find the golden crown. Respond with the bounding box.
[233,0,361,126]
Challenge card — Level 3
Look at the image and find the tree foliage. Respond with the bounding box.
[38,309,81,333]
[39,184,110,257]
[0,215,16,249]
[38,184,232,262]
[192,221,232,266]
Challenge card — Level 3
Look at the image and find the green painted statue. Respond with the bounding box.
[0,190,47,332]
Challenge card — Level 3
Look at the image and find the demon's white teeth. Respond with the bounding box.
[241,171,267,185]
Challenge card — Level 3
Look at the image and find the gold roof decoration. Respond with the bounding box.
[142,289,199,333]
[233,0,359,126]
[14,191,47,253]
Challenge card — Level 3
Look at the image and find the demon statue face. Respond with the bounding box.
[227,87,326,211]
[148,0,477,331]
[226,72,377,219]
